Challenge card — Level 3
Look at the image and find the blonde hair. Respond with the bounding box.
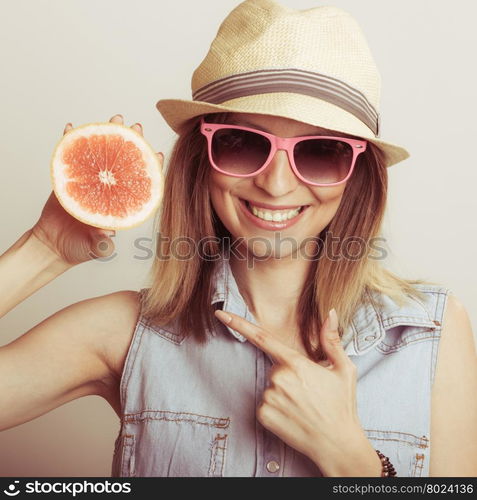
[141,112,438,362]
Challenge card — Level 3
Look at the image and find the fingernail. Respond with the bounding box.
[328,308,338,330]
[215,309,232,324]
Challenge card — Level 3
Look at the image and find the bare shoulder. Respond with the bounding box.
[437,293,476,360]
[430,292,477,476]
[78,289,142,416]
[48,290,140,400]
[37,288,141,385]
[89,289,142,382]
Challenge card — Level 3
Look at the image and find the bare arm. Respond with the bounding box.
[0,289,140,432]
[0,229,72,318]
[429,293,477,476]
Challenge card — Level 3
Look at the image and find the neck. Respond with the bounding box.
[229,242,317,329]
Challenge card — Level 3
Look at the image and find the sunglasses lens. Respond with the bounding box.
[211,128,271,174]
[293,139,353,184]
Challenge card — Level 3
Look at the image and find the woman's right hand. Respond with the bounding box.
[30,114,146,266]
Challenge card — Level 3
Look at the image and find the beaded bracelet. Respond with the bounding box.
[375,450,397,477]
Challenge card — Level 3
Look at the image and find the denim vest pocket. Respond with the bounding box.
[122,409,230,477]
[112,434,136,477]
[364,429,429,477]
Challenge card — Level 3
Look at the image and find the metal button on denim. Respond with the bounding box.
[266,460,280,473]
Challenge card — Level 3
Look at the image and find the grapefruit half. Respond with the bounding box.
[51,122,163,230]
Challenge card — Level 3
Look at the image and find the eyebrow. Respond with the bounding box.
[225,118,333,137]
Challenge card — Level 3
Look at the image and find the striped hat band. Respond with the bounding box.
[192,68,380,137]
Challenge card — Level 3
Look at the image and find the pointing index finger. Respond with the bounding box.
[214,309,301,364]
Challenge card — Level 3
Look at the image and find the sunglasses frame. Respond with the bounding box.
[200,117,368,187]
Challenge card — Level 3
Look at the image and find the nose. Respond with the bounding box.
[252,147,299,197]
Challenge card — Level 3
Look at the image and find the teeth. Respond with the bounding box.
[248,202,302,222]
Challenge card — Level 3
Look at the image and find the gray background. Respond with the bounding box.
[0,0,475,476]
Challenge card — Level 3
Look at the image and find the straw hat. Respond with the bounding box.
[156,0,410,167]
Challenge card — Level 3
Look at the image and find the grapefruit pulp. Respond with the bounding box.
[50,122,163,230]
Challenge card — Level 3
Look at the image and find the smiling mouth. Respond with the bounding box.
[240,198,308,222]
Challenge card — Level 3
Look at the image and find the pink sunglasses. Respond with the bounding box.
[200,117,367,187]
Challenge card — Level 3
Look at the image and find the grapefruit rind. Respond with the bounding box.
[50,122,163,230]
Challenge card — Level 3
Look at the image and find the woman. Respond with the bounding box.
[1,0,476,477]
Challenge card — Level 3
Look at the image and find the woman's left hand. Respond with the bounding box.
[214,308,380,476]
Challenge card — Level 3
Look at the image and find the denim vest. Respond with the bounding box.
[111,257,451,477]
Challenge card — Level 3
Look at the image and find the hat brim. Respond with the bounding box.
[156,92,410,168]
